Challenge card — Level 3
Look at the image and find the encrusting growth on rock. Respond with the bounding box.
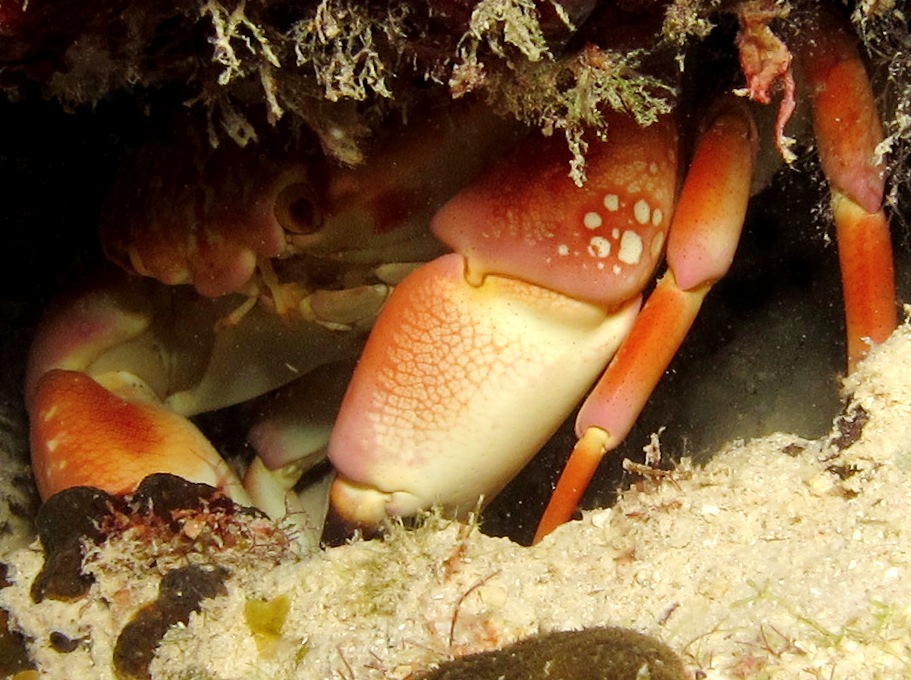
[414,626,687,680]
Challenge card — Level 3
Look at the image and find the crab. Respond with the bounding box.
[25,2,897,546]
[25,103,521,540]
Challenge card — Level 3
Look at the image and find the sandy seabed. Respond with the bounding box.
[2,316,911,679]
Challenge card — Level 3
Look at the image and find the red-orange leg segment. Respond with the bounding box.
[535,100,758,542]
[833,193,897,371]
[534,274,708,541]
[797,10,896,371]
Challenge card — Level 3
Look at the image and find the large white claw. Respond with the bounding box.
[327,253,640,528]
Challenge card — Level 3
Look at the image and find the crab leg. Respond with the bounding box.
[797,11,896,371]
[536,14,898,540]
[832,195,895,371]
[535,99,757,541]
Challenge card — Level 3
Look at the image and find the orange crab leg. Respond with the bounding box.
[535,100,757,541]
[537,15,899,541]
[797,10,896,371]
[533,274,707,541]
[833,194,896,371]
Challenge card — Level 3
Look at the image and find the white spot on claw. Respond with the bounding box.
[633,200,651,225]
[652,208,663,227]
[557,244,570,256]
[583,211,602,229]
[603,194,619,211]
[618,230,643,265]
[651,232,665,259]
[587,236,611,258]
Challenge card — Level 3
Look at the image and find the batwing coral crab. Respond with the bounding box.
[24,1,899,546]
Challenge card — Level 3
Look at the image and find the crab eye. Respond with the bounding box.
[275,182,323,235]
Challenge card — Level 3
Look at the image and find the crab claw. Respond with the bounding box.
[327,113,678,531]
[23,269,363,513]
[328,254,640,529]
[24,276,250,503]
[30,369,250,503]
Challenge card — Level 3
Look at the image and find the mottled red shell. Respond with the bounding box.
[432,113,678,308]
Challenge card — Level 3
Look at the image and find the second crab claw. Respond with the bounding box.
[29,368,252,504]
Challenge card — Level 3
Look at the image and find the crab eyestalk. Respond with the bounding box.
[100,123,307,299]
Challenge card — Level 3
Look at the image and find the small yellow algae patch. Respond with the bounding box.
[245,594,291,655]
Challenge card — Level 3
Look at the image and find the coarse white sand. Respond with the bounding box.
[2,316,911,679]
